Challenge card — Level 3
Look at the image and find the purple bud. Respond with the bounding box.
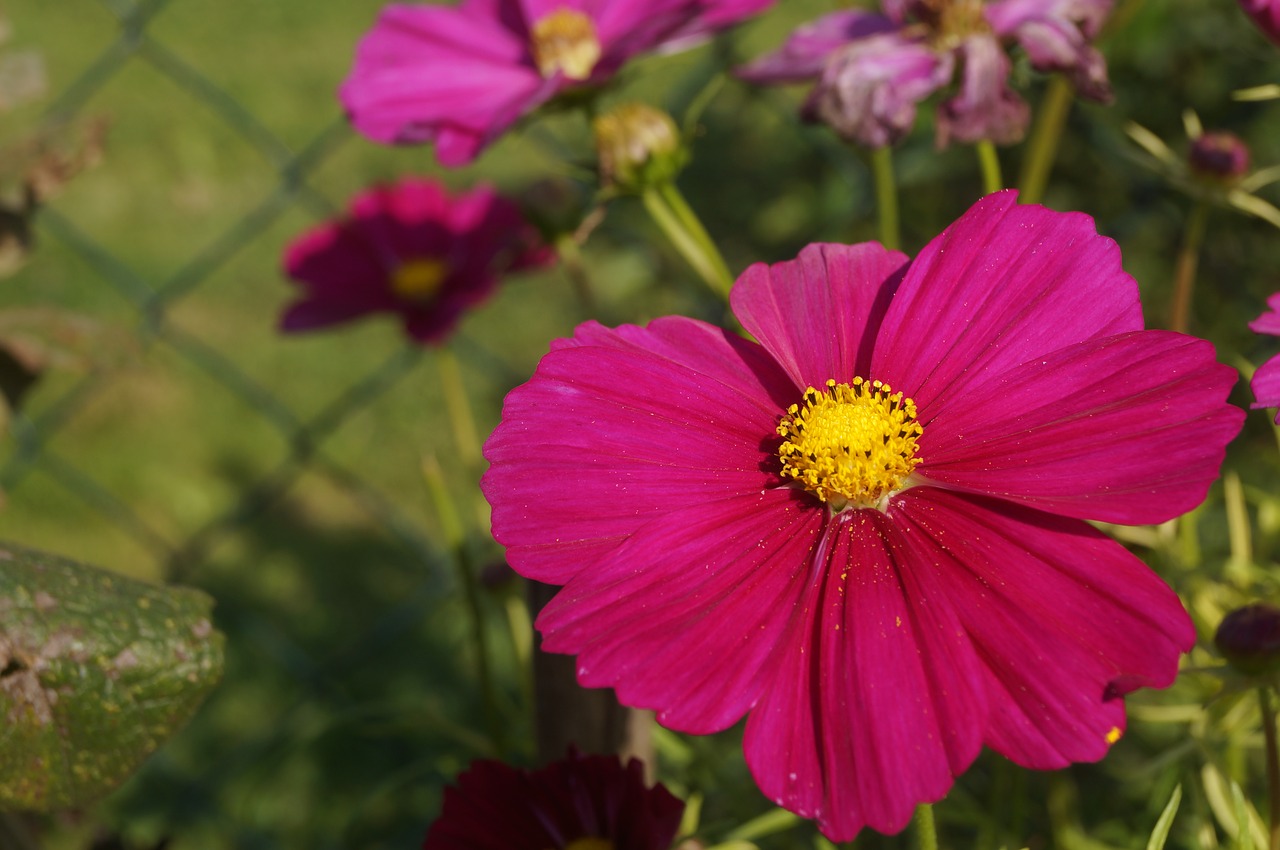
[1215,603,1280,676]
[1188,131,1251,181]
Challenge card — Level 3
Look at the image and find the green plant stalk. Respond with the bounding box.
[436,347,481,469]
[422,455,502,752]
[641,185,732,300]
[977,140,1004,195]
[915,803,939,850]
[1169,202,1209,334]
[554,233,599,317]
[659,181,735,295]
[1018,76,1075,205]
[871,145,901,251]
[1260,686,1280,850]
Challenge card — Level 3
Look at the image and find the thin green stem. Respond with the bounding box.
[640,185,731,300]
[914,803,939,850]
[553,233,599,317]
[1018,76,1075,205]
[1169,202,1210,334]
[659,181,734,294]
[435,347,481,469]
[871,145,900,251]
[1259,686,1280,850]
[976,140,1004,195]
[422,455,502,752]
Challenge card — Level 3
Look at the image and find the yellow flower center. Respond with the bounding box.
[561,839,613,850]
[530,8,602,80]
[390,257,448,302]
[776,378,923,511]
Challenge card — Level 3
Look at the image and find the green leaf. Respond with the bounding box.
[1146,783,1181,850]
[0,542,224,811]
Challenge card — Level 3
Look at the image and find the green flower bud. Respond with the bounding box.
[592,103,687,194]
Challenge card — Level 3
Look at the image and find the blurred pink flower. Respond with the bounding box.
[739,0,1112,148]
[341,0,773,166]
[280,178,549,345]
[1251,292,1280,422]
[423,751,683,850]
[1240,0,1280,44]
[482,191,1243,840]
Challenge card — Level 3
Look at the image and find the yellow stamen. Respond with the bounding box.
[1105,726,1122,745]
[390,257,449,302]
[562,839,613,850]
[530,8,602,81]
[776,377,923,511]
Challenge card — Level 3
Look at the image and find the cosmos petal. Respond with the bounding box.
[744,509,988,841]
[871,191,1144,419]
[892,488,1194,768]
[1251,292,1280,336]
[538,488,823,733]
[1252,355,1280,422]
[482,318,793,584]
[918,330,1243,524]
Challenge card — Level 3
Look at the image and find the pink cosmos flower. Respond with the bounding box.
[422,751,684,850]
[739,0,1111,148]
[1240,0,1280,44]
[340,0,773,166]
[280,177,549,345]
[1251,292,1280,422]
[482,191,1243,840]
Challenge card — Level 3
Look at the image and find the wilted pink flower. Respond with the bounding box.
[423,751,684,850]
[341,0,773,166]
[739,0,1112,148]
[1240,0,1280,44]
[483,191,1243,840]
[280,178,549,345]
[1251,292,1280,421]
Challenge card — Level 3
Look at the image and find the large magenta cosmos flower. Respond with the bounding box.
[1251,292,1280,422]
[422,751,684,850]
[739,0,1111,148]
[280,177,549,345]
[482,191,1243,840]
[340,0,773,166]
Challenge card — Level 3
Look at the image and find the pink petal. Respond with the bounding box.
[917,329,1243,525]
[482,318,794,584]
[1252,354,1280,421]
[891,488,1194,769]
[1250,292,1280,337]
[731,242,910,390]
[871,192,1144,419]
[538,488,824,733]
[735,10,899,83]
[744,509,988,840]
[279,298,375,332]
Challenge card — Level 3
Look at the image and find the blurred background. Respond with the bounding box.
[4,0,1280,847]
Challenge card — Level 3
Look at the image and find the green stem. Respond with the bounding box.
[976,140,1004,195]
[1169,202,1210,334]
[554,233,599,317]
[1018,76,1075,205]
[640,185,731,300]
[914,803,939,850]
[422,455,502,752]
[436,347,481,469]
[1259,686,1280,850]
[871,145,901,251]
[659,181,734,295]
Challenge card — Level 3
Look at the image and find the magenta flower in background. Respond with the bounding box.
[341,0,773,166]
[483,191,1243,840]
[1240,0,1280,44]
[422,751,684,850]
[280,178,549,345]
[739,0,1112,148]
[1251,292,1280,422]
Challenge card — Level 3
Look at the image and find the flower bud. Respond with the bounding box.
[592,103,687,193]
[1188,131,1250,183]
[1215,603,1280,676]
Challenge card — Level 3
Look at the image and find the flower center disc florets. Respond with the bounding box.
[777,377,923,511]
[530,8,602,81]
[391,257,449,302]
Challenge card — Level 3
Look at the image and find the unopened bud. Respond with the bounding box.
[1188,131,1250,182]
[1215,603,1280,676]
[592,103,687,193]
